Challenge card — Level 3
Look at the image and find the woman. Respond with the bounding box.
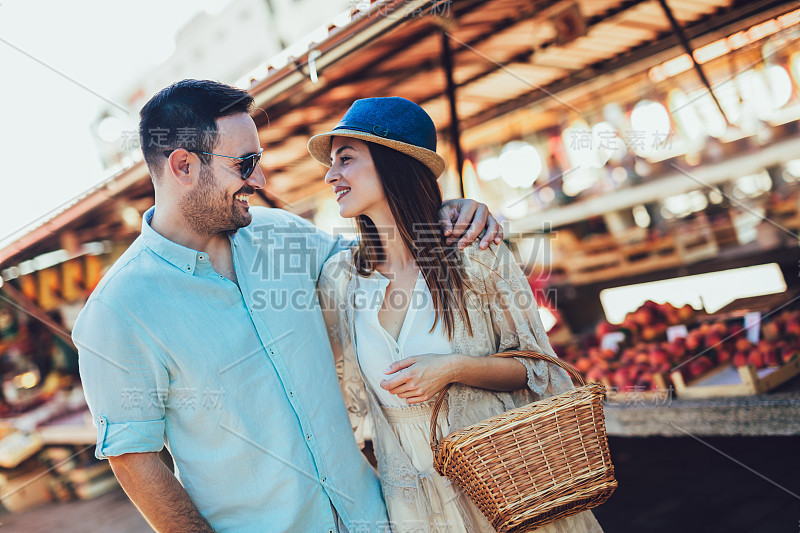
[310,97,604,533]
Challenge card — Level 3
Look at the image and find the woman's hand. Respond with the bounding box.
[438,199,504,250]
[380,354,463,404]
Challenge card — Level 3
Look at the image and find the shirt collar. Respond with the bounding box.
[140,206,210,275]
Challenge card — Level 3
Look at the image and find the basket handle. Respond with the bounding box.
[428,350,585,450]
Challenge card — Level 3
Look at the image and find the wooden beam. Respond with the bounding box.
[441,30,465,197]
[458,0,798,130]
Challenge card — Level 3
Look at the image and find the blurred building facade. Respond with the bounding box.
[91,0,352,169]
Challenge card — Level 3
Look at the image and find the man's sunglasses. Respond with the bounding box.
[163,148,264,180]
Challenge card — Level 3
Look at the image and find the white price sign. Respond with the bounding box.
[744,312,761,344]
[667,325,688,342]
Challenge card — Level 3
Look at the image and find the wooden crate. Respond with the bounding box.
[0,431,43,469]
[566,234,684,284]
[621,236,682,276]
[576,233,618,253]
[767,197,800,231]
[567,250,625,284]
[674,224,718,264]
[671,357,800,399]
[0,466,54,513]
[48,456,118,501]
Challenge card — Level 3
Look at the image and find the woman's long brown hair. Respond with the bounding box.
[353,142,473,340]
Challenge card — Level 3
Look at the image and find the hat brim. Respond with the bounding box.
[307,129,446,178]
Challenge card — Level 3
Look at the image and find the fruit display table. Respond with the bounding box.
[604,373,800,437]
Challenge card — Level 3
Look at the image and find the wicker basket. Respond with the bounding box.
[429,350,617,532]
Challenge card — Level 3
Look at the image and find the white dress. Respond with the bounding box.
[319,243,606,533]
[354,270,496,532]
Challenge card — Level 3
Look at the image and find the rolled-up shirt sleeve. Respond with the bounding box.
[73,297,169,459]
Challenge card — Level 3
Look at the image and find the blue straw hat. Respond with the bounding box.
[308,97,446,177]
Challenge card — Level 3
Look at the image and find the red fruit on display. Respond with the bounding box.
[620,318,638,333]
[612,368,629,390]
[665,309,680,325]
[735,337,752,353]
[705,333,723,349]
[786,319,800,337]
[649,348,669,367]
[710,322,728,336]
[575,358,592,373]
[685,332,703,352]
[747,349,765,369]
[601,349,616,360]
[642,300,659,312]
[636,371,653,388]
[678,304,695,322]
[761,321,780,341]
[641,326,658,341]
[733,352,748,368]
[688,356,713,378]
[763,349,780,367]
[621,349,636,363]
[716,349,732,365]
[632,308,655,326]
[586,368,603,383]
[667,338,687,361]
[595,322,617,339]
[781,348,798,365]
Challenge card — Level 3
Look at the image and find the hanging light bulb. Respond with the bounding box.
[692,90,728,137]
[632,205,651,228]
[476,156,501,181]
[766,64,792,108]
[592,121,625,163]
[669,89,706,141]
[498,141,543,188]
[630,100,672,156]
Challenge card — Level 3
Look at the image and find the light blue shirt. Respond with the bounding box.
[73,206,387,532]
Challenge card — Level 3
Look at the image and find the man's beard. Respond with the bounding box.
[180,165,253,235]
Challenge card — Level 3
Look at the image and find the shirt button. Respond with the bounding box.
[396,348,400,353]
[219,275,224,279]
[306,434,312,441]
[321,476,326,483]
[288,391,294,397]
[198,254,205,260]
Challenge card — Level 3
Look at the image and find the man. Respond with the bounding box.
[73,79,503,532]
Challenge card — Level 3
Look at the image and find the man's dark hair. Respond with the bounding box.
[138,79,254,180]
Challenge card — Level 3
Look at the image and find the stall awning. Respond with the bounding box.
[1,0,795,269]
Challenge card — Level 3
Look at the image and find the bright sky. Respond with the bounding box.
[0,0,234,248]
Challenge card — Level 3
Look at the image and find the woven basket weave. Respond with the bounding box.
[429,350,617,532]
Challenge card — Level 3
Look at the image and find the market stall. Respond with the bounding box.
[1,0,799,523]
